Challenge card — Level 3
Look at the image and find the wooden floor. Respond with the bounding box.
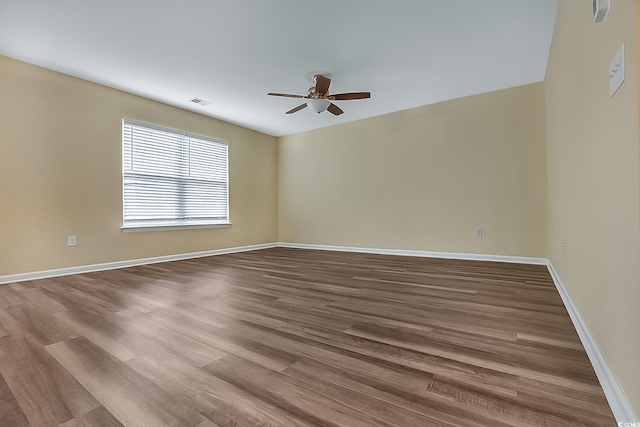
[0,248,615,427]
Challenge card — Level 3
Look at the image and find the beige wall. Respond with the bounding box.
[0,56,278,276]
[545,0,640,415]
[278,83,548,258]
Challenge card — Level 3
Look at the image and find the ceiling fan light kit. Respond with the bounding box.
[268,74,370,116]
[307,99,330,114]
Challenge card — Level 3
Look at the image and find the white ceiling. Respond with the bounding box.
[0,0,557,137]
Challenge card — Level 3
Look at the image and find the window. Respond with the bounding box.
[122,120,229,229]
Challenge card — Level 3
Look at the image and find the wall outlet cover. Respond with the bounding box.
[609,43,625,97]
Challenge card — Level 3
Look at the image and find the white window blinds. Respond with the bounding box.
[122,120,229,229]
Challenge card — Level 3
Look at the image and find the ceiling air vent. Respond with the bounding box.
[190,97,212,106]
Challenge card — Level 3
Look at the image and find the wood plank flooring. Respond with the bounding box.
[0,248,616,426]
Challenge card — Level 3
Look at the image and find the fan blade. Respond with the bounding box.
[285,103,308,114]
[314,75,331,96]
[327,103,344,116]
[330,92,371,101]
[268,92,306,99]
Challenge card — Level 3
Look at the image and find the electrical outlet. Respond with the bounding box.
[475,228,483,238]
[561,238,566,255]
[67,235,77,247]
[257,226,262,234]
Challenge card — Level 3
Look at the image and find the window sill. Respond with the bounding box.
[122,222,231,232]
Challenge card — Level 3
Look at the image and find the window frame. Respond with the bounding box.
[121,119,230,231]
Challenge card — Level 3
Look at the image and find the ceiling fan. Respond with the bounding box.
[268,74,371,116]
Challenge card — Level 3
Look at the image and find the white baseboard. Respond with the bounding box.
[0,242,546,285]
[0,240,635,422]
[0,242,277,285]
[546,262,638,423]
[277,242,548,265]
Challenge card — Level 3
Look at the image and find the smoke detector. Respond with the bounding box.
[593,0,611,23]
